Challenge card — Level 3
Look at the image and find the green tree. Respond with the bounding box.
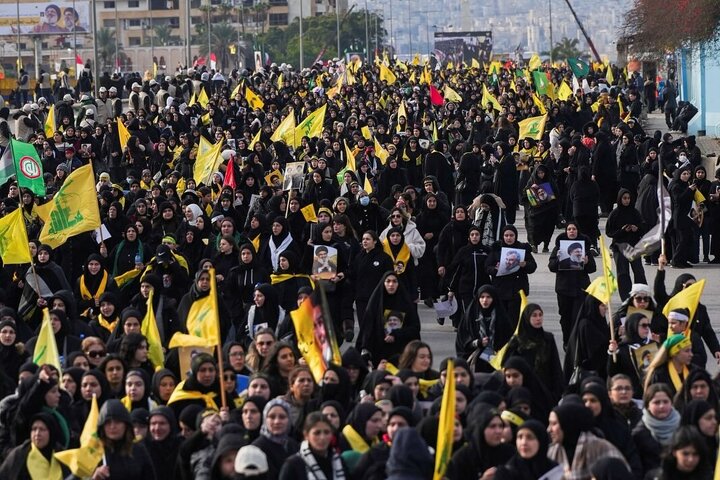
[153,24,174,46]
[198,22,237,70]
[550,37,583,60]
[260,10,385,67]
[96,28,126,71]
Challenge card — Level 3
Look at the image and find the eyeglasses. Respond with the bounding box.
[229,351,245,357]
[391,214,402,218]
[639,323,651,328]
[86,350,106,358]
[634,296,650,302]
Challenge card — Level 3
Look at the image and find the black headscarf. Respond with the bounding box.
[552,402,594,462]
[499,419,558,479]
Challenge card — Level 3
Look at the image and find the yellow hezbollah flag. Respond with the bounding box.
[35,164,101,249]
[301,203,318,222]
[245,86,265,110]
[433,360,455,480]
[230,80,243,99]
[44,105,55,137]
[517,114,548,141]
[482,84,502,112]
[294,104,327,147]
[557,81,573,101]
[141,290,165,370]
[117,117,130,151]
[421,66,432,85]
[490,290,528,370]
[528,54,542,71]
[364,176,373,194]
[55,395,104,477]
[606,66,615,85]
[694,190,706,204]
[248,129,261,151]
[0,208,32,264]
[374,136,389,165]
[443,85,462,103]
[186,267,220,346]
[471,58,481,69]
[33,308,62,372]
[343,140,356,171]
[277,73,283,89]
[532,93,547,115]
[270,108,296,146]
[188,92,197,107]
[396,101,408,133]
[412,54,420,66]
[197,87,210,108]
[587,236,618,304]
[169,332,214,348]
[662,279,706,330]
[193,136,224,186]
[361,125,372,140]
[379,62,397,85]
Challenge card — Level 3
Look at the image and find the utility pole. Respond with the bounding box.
[548,0,554,63]
[336,1,341,59]
[299,0,304,69]
[364,0,369,61]
[92,0,99,94]
[186,0,191,68]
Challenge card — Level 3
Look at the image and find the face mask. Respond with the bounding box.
[360,196,370,206]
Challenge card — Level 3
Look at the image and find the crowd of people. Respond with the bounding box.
[0,54,717,480]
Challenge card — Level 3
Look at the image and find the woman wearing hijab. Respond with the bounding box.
[241,283,284,344]
[674,369,720,415]
[338,403,383,459]
[379,207,426,264]
[455,285,510,366]
[25,309,82,366]
[251,398,300,480]
[167,353,222,420]
[471,194,507,249]
[644,334,696,397]
[680,399,718,465]
[74,253,116,319]
[177,269,231,344]
[669,165,697,268]
[87,292,121,342]
[349,230,394,332]
[607,313,657,399]
[485,225,537,326]
[524,164,559,253]
[356,272,420,367]
[447,226,492,328]
[177,226,206,278]
[493,141,519,224]
[632,383,682,475]
[589,458,634,480]
[415,193,448,304]
[270,250,313,313]
[18,244,71,326]
[381,226,419,299]
[495,419,562,480]
[446,408,515,479]
[564,295,611,382]
[279,412,349,480]
[150,368,177,406]
[120,369,157,413]
[0,412,69,480]
[657,425,713,479]
[605,189,647,300]
[108,223,149,277]
[0,320,29,384]
[548,222,597,347]
[262,216,300,272]
[547,402,628,479]
[225,243,271,320]
[580,382,643,477]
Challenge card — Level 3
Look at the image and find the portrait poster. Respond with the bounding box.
[0,2,91,36]
[632,343,658,381]
[178,345,213,379]
[312,245,338,280]
[557,240,585,270]
[497,247,525,276]
[264,169,284,188]
[526,182,555,206]
[283,161,305,191]
[383,309,405,335]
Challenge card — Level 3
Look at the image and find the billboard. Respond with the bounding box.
[433,31,493,65]
[0,2,90,36]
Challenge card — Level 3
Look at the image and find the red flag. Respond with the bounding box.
[223,158,236,189]
[76,54,84,71]
[429,85,444,106]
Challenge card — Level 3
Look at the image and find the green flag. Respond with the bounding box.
[9,139,45,196]
[567,57,590,78]
[532,71,549,96]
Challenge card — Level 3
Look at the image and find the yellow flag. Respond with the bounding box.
[364,176,373,194]
[294,104,327,147]
[327,83,341,99]
[33,308,62,372]
[662,279,706,328]
[694,190,706,204]
[443,85,463,103]
[245,86,265,110]
[510,79,517,92]
[395,59,408,72]
[193,136,224,186]
[0,208,31,264]
[230,80,243,99]
[379,62,397,85]
[528,54,542,71]
[408,71,417,84]
[141,290,164,370]
[301,203,318,222]
[482,84,502,112]
[471,58,480,69]
[343,140,356,171]
[412,54,420,66]
[44,105,55,137]
[557,81,573,101]
[374,136,389,165]
[421,66,432,85]
[606,66,615,85]
[197,87,210,108]
[169,332,214,348]
[35,164,101,249]
[432,121,439,142]
[188,92,197,107]
[270,108,296,146]
[117,118,130,151]
[54,395,104,477]
[433,360,455,480]
[251,234,261,253]
[248,129,261,151]
[446,61,454,71]
[361,125,372,140]
[490,290,528,370]
[277,73,283,89]
[186,267,220,345]
[600,235,617,302]
[517,114,548,141]
[532,93,547,115]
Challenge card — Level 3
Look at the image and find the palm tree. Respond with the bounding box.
[198,22,237,70]
[96,28,126,70]
[551,37,583,61]
[153,24,174,46]
[252,3,270,34]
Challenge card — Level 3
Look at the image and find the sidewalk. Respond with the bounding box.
[645,112,720,172]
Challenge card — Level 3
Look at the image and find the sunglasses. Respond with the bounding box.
[639,323,651,328]
[86,350,106,358]
[634,296,650,302]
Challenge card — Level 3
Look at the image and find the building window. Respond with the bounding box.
[129,37,142,46]
[269,13,288,25]
[103,19,117,28]
[128,0,140,7]
[168,17,180,27]
[127,19,142,27]
[104,1,115,8]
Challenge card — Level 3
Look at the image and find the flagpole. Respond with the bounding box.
[658,145,666,257]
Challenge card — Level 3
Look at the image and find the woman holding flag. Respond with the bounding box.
[0,412,69,479]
